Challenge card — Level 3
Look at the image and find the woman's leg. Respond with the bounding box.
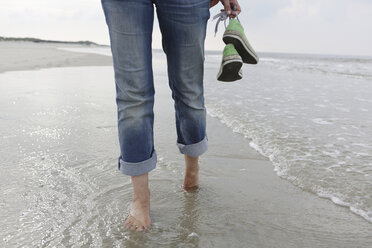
[155,0,210,188]
[184,155,199,190]
[127,173,151,231]
[101,0,155,230]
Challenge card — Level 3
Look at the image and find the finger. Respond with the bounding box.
[234,1,241,14]
[229,5,236,17]
[230,0,241,17]
[229,10,236,18]
[222,0,232,15]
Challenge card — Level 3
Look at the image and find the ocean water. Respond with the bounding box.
[1,47,371,247]
[203,51,372,222]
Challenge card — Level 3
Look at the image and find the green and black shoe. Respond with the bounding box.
[217,44,243,82]
[223,19,259,64]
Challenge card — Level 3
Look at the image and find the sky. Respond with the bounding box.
[1,0,372,56]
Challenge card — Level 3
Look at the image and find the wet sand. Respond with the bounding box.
[0,42,371,247]
[0,41,112,73]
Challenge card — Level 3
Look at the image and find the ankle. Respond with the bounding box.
[185,166,199,177]
[185,155,199,171]
[132,189,150,203]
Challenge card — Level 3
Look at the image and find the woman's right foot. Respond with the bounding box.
[125,174,152,231]
[125,189,151,231]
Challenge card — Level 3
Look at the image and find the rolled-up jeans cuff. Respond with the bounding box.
[177,135,208,157]
[118,150,157,176]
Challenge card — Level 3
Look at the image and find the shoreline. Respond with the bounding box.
[0,41,371,246]
[0,41,112,74]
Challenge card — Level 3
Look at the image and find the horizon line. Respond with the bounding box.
[1,35,371,59]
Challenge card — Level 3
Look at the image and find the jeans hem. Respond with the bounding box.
[118,150,157,176]
[177,135,208,157]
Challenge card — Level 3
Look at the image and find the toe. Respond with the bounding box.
[125,222,132,228]
[125,214,150,232]
[124,215,134,227]
[132,219,143,232]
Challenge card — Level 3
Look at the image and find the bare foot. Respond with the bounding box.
[125,174,151,231]
[183,155,199,192]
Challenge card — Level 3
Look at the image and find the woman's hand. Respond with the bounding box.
[210,0,241,18]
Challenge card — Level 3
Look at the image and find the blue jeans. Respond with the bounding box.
[101,0,210,176]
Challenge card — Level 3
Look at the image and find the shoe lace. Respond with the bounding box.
[212,6,240,37]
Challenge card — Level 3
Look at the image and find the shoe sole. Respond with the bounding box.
[223,33,259,64]
[217,59,243,82]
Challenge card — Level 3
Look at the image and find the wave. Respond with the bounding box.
[260,56,372,79]
[206,106,372,224]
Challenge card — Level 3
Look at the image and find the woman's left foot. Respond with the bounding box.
[183,171,199,191]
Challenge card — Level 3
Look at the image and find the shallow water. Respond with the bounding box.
[1,51,372,247]
[203,52,372,223]
[57,48,372,223]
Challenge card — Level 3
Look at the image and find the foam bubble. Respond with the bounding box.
[312,118,332,125]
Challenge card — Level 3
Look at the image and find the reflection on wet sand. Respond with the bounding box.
[174,190,201,247]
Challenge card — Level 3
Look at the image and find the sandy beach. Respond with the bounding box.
[0,41,112,73]
[0,41,371,247]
